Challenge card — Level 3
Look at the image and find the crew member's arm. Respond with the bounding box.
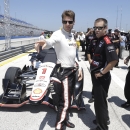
[95,36,118,78]
[87,54,92,64]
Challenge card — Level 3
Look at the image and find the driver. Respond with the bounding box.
[35,10,83,130]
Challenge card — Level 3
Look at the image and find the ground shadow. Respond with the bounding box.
[108,96,126,107]
[82,91,92,99]
[119,66,128,70]
[122,114,130,128]
[69,104,96,129]
[39,109,56,130]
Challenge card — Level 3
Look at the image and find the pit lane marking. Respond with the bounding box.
[84,61,125,90]
[0,49,36,67]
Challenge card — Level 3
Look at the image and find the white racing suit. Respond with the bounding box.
[44,28,81,129]
[50,64,77,129]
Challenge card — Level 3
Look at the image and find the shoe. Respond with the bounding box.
[90,126,101,130]
[65,121,75,128]
[88,97,94,103]
[121,102,130,108]
[93,119,110,125]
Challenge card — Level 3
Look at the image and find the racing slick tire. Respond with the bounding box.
[3,67,22,92]
[5,67,22,83]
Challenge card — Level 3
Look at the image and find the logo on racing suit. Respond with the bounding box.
[68,43,76,47]
[92,60,99,67]
[39,76,45,80]
[104,36,111,44]
[107,45,115,52]
[99,41,103,47]
[33,88,42,94]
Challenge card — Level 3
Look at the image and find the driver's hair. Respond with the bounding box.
[61,10,75,21]
[95,18,108,27]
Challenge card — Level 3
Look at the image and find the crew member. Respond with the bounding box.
[90,18,118,130]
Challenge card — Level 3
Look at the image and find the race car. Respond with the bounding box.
[0,48,85,110]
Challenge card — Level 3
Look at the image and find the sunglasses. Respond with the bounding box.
[62,20,73,24]
[93,26,105,30]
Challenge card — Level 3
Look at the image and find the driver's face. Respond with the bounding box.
[62,16,75,33]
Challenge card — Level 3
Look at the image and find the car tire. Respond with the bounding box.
[4,67,22,84]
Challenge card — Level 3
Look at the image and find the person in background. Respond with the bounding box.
[75,32,81,61]
[39,32,45,41]
[126,32,130,50]
[35,10,83,130]
[121,56,130,108]
[112,29,122,67]
[79,32,85,52]
[120,32,127,59]
[107,29,113,40]
[87,38,97,103]
[85,28,95,61]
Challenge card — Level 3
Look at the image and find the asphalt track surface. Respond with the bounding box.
[0,48,130,130]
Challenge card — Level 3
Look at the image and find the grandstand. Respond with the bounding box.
[0,14,45,37]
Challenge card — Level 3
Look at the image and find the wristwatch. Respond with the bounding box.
[100,69,104,76]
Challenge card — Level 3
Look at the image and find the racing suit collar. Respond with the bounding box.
[61,28,72,37]
[98,34,107,40]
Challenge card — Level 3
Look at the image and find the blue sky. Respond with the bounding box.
[0,0,130,32]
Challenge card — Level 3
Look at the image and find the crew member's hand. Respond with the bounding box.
[95,72,103,79]
[35,40,46,50]
[78,69,83,81]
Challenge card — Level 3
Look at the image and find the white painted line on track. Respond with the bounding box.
[111,72,125,90]
[84,60,125,90]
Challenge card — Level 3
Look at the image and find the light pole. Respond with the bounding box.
[126,24,128,32]
[4,0,11,50]
[115,6,118,28]
[119,7,122,31]
[0,5,1,14]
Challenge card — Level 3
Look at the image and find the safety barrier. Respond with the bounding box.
[0,38,38,62]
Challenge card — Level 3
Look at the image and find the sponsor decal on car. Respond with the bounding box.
[33,88,42,94]
[40,64,54,68]
[39,76,45,80]
[34,83,46,87]
[42,68,47,74]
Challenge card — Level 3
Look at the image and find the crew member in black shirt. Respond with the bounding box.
[90,18,118,130]
[112,29,122,67]
[87,38,97,103]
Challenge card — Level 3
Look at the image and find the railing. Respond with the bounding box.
[0,38,38,62]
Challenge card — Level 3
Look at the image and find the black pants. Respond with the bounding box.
[124,68,130,103]
[91,72,111,130]
[51,65,76,129]
[80,40,85,52]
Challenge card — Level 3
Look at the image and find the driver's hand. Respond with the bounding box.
[34,42,40,53]
[88,59,92,64]
[42,42,47,50]
[124,59,129,65]
[35,40,46,50]
[78,69,83,81]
